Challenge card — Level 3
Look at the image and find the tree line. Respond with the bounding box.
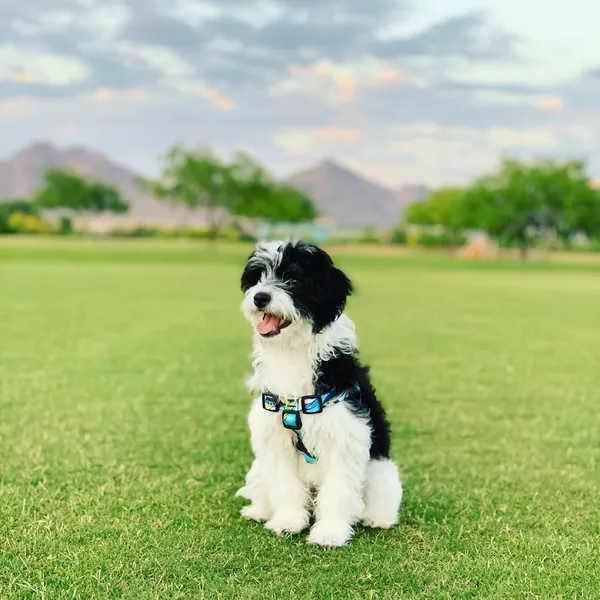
[0,145,317,237]
[404,158,600,258]
[2,146,599,259]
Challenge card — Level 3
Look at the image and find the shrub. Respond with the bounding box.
[418,231,467,247]
[390,229,406,245]
[7,211,49,234]
[58,217,74,235]
[405,231,421,246]
[355,228,382,244]
[0,200,39,233]
[404,228,467,247]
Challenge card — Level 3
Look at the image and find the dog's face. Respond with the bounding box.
[241,241,353,339]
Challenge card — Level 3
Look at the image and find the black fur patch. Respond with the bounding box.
[315,352,392,460]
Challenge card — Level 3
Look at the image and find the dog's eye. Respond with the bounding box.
[288,278,298,285]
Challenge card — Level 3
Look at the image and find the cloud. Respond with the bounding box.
[274,57,414,106]
[122,45,194,78]
[0,43,89,86]
[0,1,521,105]
[183,83,236,110]
[277,61,357,103]
[537,96,564,112]
[339,122,578,187]
[275,127,361,155]
[119,9,204,47]
[88,88,149,102]
[374,11,519,61]
[0,0,598,186]
[486,127,557,150]
[367,62,407,88]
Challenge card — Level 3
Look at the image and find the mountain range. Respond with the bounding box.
[0,142,429,229]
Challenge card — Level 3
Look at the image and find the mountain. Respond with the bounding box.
[0,143,430,229]
[0,142,207,227]
[0,142,136,198]
[395,184,430,207]
[287,159,429,228]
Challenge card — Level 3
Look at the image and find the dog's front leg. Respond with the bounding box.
[309,431,370,547]
[245,404,309,535]
[262,446,310,535]
[239,458,272,522]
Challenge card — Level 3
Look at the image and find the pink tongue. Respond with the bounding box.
[257,314,281,335]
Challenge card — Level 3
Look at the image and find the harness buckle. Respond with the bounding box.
[262,393,280,412]
[300,395,323,414]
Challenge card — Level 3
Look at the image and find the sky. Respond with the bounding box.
[1,0,599,188]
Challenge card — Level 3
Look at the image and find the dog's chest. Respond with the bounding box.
[255,346,315,398]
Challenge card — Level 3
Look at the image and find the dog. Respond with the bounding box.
[235,240,402,547]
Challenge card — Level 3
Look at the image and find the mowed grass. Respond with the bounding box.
[1,239,599,599]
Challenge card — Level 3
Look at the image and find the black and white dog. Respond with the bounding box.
[236,240,402,547]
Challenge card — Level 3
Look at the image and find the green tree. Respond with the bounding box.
[138,146,317,242]
[455,158,600,258]
[137,146,232,242]
[35,169,129,216]
[228,151,317,223]
[405,187,465,230]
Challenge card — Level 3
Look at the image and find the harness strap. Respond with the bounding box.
[261,384,360,464]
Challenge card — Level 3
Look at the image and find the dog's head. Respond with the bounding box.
[240,240,353,339]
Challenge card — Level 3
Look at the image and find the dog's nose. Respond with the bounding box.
[253,292,271,309]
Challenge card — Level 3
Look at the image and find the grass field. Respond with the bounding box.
[1,238,599,599]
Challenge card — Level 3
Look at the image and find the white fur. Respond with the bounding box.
[237,241,402,546]
[362,458,403,528]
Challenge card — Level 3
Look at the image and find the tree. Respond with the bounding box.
[35,169,129,216]
[137,146,317,242]
[405,187,465,230]
[454,158,600,258]
[137,146,232,242]
[227,151,317,223]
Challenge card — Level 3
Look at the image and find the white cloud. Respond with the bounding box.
[87,88,150,103]
[384,122,560,152]
[179,83,236,110]
[274,127,360,155]
[79,3,131,40]
[487,126,556,149]
[0,44,90,85]
[271,57,421,104]
[122,44,194,77]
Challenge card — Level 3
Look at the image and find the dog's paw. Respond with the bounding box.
[264,512,309,536]
[308,520,352,547]
[241,504,271,522]
[361,515,398,529]
[235,485,253,500]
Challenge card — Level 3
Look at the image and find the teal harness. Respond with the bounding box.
[262,384,360,464]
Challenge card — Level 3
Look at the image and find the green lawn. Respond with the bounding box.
[1,239,599,599]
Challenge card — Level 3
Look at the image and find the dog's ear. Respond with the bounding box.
[312,258,353,333]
